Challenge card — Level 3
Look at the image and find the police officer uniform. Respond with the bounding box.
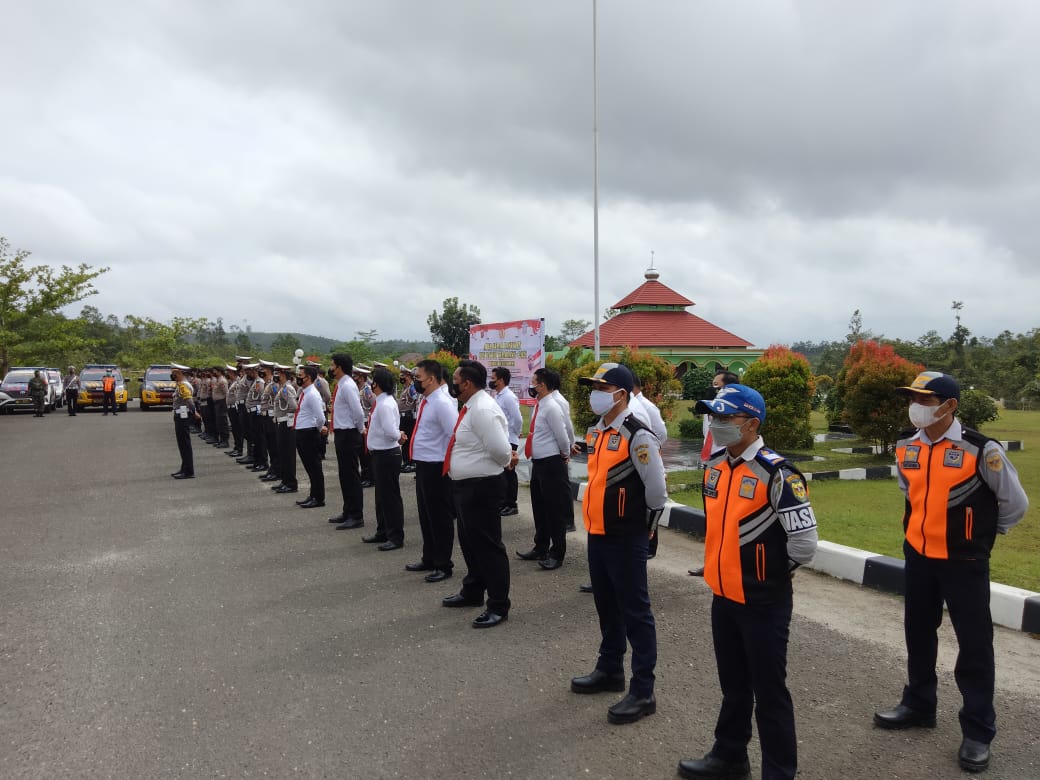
[170,363,199,479]
[271,365,299,493]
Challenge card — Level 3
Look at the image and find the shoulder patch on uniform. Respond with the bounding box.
[758,448,784,464]
[785,473,807,501]
[177,384,192,399]
[985,450,1004,472]
[634,443,650,464]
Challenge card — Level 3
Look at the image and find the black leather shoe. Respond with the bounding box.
[226,450,241,457]
[424,569,452,583]
[607,692,656,724]
[570,669,625,694]
[565,523,576,532]
[873,704,936,730]
[472,611,507,629]
[298,498,325,509]
[377,540,403,551]
[688,566,705,577]
[336,518,364,530]
[362,534,387,544]
[327,514,345,524]
[405,561,433,572]
[260,473,280,482]
[677,753,751,779]
[442,593,483,608]
[172,472,194,480]
[538,557,563,570]
[579,583,593,593]
[515,548,548,561]
[236,457,255,464]
[274,485,298,494]
[360,480,374,488]
[295,497,312,505]
[499,505,519,516]
[958,738,990,773]
[250,463,268,472]
[214,442,229,449]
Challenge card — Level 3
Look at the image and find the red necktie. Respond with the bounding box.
[293,386,304,428]
[409,397,426,461]
[524,400,539,458]
[442,405,469,476]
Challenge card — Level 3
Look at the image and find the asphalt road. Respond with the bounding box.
[2,408,1038,779]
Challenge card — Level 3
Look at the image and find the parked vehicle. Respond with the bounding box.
[77,364,129,411]
[0,367,57,412]
[139,364,177,410]
[46,368,64,408]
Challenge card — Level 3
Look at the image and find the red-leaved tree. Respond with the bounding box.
[835,340,923,452]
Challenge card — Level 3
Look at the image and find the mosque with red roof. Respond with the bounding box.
[567,266,762,377]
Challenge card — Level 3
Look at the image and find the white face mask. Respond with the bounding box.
[709,418,748,447]
[909,401,947,429]
[589,389,618,416]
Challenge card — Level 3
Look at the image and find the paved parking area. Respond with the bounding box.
[2,410,1038,778]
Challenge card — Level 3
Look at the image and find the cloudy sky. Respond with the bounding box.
[3,1,1039,349]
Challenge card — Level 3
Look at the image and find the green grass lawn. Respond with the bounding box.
[666,408,1040,592]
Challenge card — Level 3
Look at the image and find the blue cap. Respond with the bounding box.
[694,383,766,422]
[896,371,961,402]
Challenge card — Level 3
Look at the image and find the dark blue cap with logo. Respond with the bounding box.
[694,383,767,422]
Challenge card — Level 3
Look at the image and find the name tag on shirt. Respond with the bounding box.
[943,448,964,468]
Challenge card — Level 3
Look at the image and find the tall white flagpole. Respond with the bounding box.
[592,0,601,361]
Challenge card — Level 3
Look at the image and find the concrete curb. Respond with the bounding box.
[569,478,1040,634]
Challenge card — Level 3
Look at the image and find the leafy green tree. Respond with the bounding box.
[836,340,922,453]
[331,339,376,366]
[234,332,253,354]
[681,365,716,400]
[742,346,815,450]
[560,318,591,345]
[428,297,481,358]
[119,315,210,366]
[957,389,999,430]
[0,237,108,374]
[566,348,679,434]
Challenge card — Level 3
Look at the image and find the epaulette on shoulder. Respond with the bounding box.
[622,414,649,435]
[756,447,786,465]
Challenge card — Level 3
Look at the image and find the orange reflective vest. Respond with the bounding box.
[582,416,650,536]
[702,448,803,605]
[102,376,115,392]
[896,428,999,560]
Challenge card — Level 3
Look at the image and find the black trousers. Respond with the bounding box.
[296,427,324,502]
[710,593,796,780]
[102,390,117,414]
[334,429,364,520]
[588,532,656,698]
[453,476,510,615]
[414,461,455,571]
[213,399,229,440]
[530,454,571,560]
[901,542,996,743]
[264,416,280,473]
[359,445,372,482]
[502,443,519,508]
[66,389,78,415]
[399,415,416,465]
[371,448,405,545]
[276,422,297,489]
[174,414,194,475]
[201,401,213,433]
[252,413,267,465]
[228,404,243,450]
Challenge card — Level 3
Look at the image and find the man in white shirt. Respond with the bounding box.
[632,376,668,444]
[490,367,523,516]
[441,359,516,629]
[544,369,579,532]
[294,366,328,509]
[517,368,573,570]
[404,359,459,582]
[330,354,366,529]
[362,367,405,550]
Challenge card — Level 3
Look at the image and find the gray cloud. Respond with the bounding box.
[2,1,1037,351]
